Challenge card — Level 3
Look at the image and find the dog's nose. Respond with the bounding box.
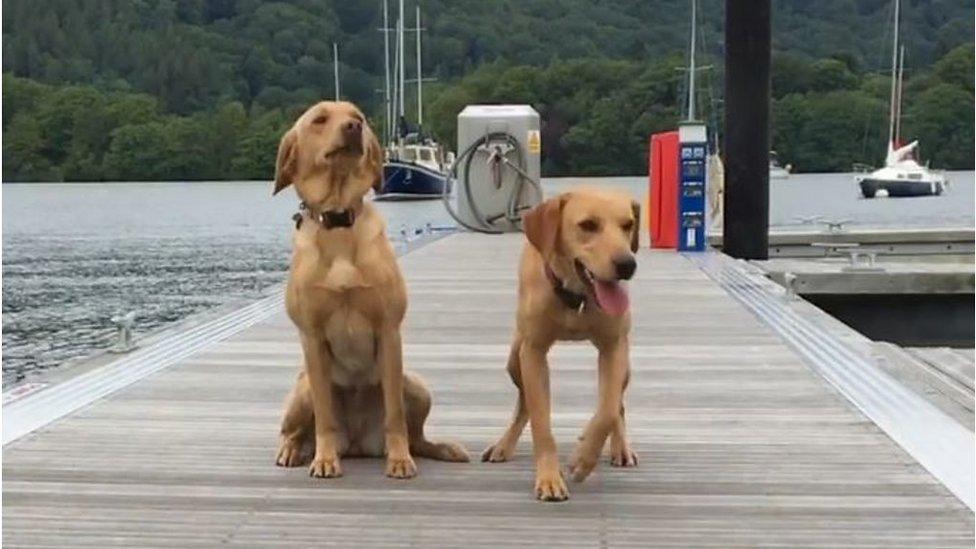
[614,255,637,280]
[343,120,362,139]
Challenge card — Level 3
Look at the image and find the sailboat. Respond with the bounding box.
[855,0,947,198]
[769,151,792,179]
[375,1,452,201]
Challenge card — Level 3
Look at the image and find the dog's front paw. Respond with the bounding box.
[386,454,418,479]
[481,440,515,463]
[609,445,639,468]
[534,470,569,502]
[309,453,343,478]
[568,450,599,482]
[276,437,307,467]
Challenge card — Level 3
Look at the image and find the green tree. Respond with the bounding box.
[33,86,103,165]
[2,73,50,125]
[809,59,858,92]
[931,44,974,92]
[102,122,172,180]
[159,116,219,180]
[209,101,249,176]
[773,90,886,172]
[563,60,682,175]
[772,53,814,98]
[904,83,974,169]
[231,109,290,180]
[3,113,59,181]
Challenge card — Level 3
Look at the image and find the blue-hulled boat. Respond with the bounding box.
[374,1,453,201]
[377,142,452,201]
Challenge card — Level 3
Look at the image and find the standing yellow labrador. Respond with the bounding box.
[483,188,640,501]
[273,101,468,479]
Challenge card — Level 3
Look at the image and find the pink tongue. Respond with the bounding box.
[593,280,629,315]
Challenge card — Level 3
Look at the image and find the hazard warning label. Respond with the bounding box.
[527,130,541,154]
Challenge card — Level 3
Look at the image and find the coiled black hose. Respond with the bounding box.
[441,132,543,234]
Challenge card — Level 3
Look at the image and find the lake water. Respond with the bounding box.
[3,172,973,386]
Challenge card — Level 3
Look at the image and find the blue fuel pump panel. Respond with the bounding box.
[677,123,707,251]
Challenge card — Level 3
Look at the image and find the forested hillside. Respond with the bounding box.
[3,0,973,180]
[421,46,973,176]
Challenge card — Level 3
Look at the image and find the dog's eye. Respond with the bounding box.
[312,115,328,125]
[621,221,634,232]
[578,219,599,232]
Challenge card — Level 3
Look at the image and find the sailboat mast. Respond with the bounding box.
[887,0,900,148]
[398,0,405,120]
[382,0,391,143]
[392,16,399,133]
[416,5,423,127]
[333,43,340,100]
[686,0,697,121]
[895,45,905,146]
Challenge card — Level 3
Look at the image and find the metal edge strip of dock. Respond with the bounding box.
[690,251,975,510]
[2,289,285,445]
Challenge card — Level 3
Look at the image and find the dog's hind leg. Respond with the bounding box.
[405,372,470,462]
[481,338,529,462]
[276,370,314,467]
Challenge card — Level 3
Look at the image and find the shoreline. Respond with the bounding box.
[3,169,976,185]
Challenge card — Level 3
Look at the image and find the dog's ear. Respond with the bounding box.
[522,195,565,258]
[273,127,298,196]
[630,200,641,253]
[361,120,384,192]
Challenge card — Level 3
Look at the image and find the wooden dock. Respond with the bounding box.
[3,233,974,547]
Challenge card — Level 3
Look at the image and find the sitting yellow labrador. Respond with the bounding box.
[273,101,468,479]
[483,188,640,501]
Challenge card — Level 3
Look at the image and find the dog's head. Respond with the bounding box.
[522,188,640,316]
[273,101,383,208]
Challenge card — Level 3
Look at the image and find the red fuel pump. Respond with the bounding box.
[648,131,679,249]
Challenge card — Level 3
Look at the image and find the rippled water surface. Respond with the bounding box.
[3,173,973,385]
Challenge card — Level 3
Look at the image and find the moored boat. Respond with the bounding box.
[378,141,451,200]
[856,141,947,198]
[375,0,452,201]
[856,0,946,199]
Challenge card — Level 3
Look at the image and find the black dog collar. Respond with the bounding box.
[294,203,356,230]
[544,264,586,313]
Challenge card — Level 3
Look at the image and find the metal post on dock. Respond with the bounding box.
[723,0,771,259]
[109,311,136,353]
[333,42,340,100]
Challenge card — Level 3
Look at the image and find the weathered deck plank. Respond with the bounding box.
[3,233,973,547]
